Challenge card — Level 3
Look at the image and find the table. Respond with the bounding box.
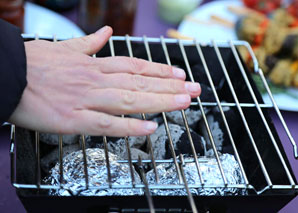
[1,0,298,212]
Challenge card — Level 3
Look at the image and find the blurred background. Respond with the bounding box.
[0,0,298,212]
[1,0,298,94]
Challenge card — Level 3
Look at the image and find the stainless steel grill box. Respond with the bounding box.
[10,35,298,213]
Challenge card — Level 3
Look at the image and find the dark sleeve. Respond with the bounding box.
[0,19,27,125]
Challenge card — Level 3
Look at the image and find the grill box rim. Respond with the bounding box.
[11,35,298,213]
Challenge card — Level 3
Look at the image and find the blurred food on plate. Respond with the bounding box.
[236,2,298,87]
[242,0,282,15]
[243,0,298,18]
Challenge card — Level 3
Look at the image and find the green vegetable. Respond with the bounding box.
[252,74,298,99]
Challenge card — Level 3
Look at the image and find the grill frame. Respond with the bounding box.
[10,34,298,213]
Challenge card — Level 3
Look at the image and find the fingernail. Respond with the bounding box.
[172,67,186,79]
[144,121,158,131]
[185,82,201,93]
[95,26,109,35]
[175,94,190,105]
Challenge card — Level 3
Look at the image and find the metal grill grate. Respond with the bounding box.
[10,34,298,213]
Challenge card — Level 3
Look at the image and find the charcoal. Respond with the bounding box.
[198,106,240,153]
[205,149,216,157]
[95,138,126,158]
[41,135,94,174]
[150,123,205,160]
[46,148,143,196]
[41,144,80,174]
[39,133,79,145]
[121,148,150,160]
[151,115,165,125]
[191,64,225,90]
[128,113,160,120]
[92,137,149,160]
[128,136,147,149]
[165,107,209,128]
[91,135,146,149]
[199,83,216,102]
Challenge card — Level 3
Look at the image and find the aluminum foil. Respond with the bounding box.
[46,148,143,196]
[146,153,247,196]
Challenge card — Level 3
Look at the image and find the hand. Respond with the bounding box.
[9,26,201,136]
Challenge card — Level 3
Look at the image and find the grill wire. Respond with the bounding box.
[10,34,298,213]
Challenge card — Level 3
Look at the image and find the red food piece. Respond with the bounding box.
[243,0,258,8]
[242,0,281,14]
[253,18,269,45]
[288,0,298,19]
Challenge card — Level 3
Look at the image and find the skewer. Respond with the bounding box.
[179,154,198,213]
[81,135,89,190]
[138,156,155,213]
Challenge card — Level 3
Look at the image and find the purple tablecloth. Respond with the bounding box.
[0,0,298,212]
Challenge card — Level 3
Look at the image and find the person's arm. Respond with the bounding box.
[0,19,27,125]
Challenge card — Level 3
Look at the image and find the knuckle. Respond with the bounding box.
[168,79,179,93]
[81,55,94,67]
[80,35,90,43]
[133,75,149,91]
[129,57,145,74]
[158,94,169,110]
[81,36,93,53]
[96,113,112,129]
[159,65,171,77]
[126,119,137,135]
[59,40,73,51]
[121,90,136,105]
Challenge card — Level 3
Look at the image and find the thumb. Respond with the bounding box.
[59,26,113,55]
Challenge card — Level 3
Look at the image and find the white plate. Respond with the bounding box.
[178,0,298,111]
[24,2,85,39]
[178,0,242,42]
[262,89,298,112]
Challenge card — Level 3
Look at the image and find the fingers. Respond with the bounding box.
[73,110,158,136]
[93,56,186,80]
[82,88,191,115]
[99,73,201,97]
[59,26,113,55]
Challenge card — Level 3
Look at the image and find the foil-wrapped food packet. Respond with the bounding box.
[46,148,143,196]
[146,153,247,196]
[46,149,246,196]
